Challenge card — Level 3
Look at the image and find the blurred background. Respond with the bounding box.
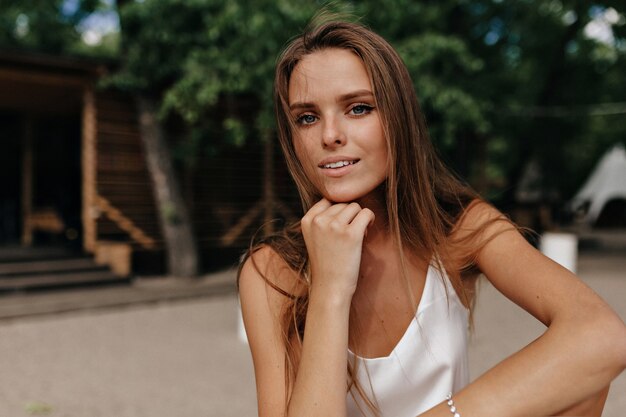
[0,0,624,416]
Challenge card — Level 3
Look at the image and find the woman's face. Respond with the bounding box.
[288,48,388,204]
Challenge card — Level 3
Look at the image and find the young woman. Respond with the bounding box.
[238,19,626,417]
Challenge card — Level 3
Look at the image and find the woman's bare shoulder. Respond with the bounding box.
[449,199,516,248]
[239,244,305,311]
[454,198,509,228]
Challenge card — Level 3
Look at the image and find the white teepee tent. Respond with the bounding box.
[570,144,626,224]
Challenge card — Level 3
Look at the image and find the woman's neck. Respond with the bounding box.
[356,186,389,243]
[355,188,431,273]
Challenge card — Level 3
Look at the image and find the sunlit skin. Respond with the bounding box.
[288,48,388,206]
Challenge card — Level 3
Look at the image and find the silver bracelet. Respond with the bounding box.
[446,393,461,417]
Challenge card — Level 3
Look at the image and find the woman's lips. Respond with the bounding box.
[318,159,360,177]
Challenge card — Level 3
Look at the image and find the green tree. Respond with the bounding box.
[112,0,316,142]
[463,1,625,204]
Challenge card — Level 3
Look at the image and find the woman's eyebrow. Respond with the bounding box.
[289,89,374,111]
[289,101,315,111]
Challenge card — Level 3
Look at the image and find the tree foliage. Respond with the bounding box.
[111,0,318,156]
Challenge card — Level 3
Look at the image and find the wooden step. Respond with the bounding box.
[0,258,107,277]
[0,270,128,293]
[0,246,80,263]
[0,245,132,292]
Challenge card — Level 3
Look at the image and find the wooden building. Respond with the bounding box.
[0,49,299,288]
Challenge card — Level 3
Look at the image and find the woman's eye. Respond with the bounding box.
[297,114,317,125]
[349,104,373,116]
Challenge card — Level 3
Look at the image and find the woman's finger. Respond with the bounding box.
[316,202,351,220]
[333,202,363,225]
[302,199,332,223]
[349,208,376,236]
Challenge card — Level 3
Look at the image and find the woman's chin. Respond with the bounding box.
[327,197,356,204]
[321,184,386,206]
[323,191,367,204]
[322,191,357,204]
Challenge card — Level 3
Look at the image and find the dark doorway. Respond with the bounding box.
[0,112,82,247]
[0,112,21,244]
[33,114,82,246]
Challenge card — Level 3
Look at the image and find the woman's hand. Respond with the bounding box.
[300,199,375,300]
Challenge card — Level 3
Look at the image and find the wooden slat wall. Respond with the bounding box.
[94,91,161,246]
[188,140,302,249]
[86,88,302,268]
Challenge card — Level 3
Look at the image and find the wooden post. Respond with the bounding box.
[262,129,275,236]
[82,87,97,252]
[20,115,34,246]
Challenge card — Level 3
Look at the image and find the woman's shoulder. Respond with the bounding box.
[443,199,518,280]
[238,243,307,305]
[450,198,515,241]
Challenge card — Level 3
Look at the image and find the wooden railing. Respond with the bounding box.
[96,195,158,249]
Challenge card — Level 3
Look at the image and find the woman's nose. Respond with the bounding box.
[321,118,346,148]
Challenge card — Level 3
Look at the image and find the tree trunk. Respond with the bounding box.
[136,96,199,277]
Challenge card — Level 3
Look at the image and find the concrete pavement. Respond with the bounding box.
[0,251,624,417]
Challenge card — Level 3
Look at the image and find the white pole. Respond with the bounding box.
[237,302,248,344]
[540,232,578,273]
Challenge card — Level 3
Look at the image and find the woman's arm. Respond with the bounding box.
[239,247,290,416]
[420,202,626,417]
[240,249,352,417]
[239,199,374,417]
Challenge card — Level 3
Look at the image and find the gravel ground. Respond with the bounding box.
[0,296,256,417]
[0,251,624,417]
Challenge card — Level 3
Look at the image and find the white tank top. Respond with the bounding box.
[346,263,470,417]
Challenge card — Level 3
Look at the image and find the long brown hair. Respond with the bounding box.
[239,18,506,415]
